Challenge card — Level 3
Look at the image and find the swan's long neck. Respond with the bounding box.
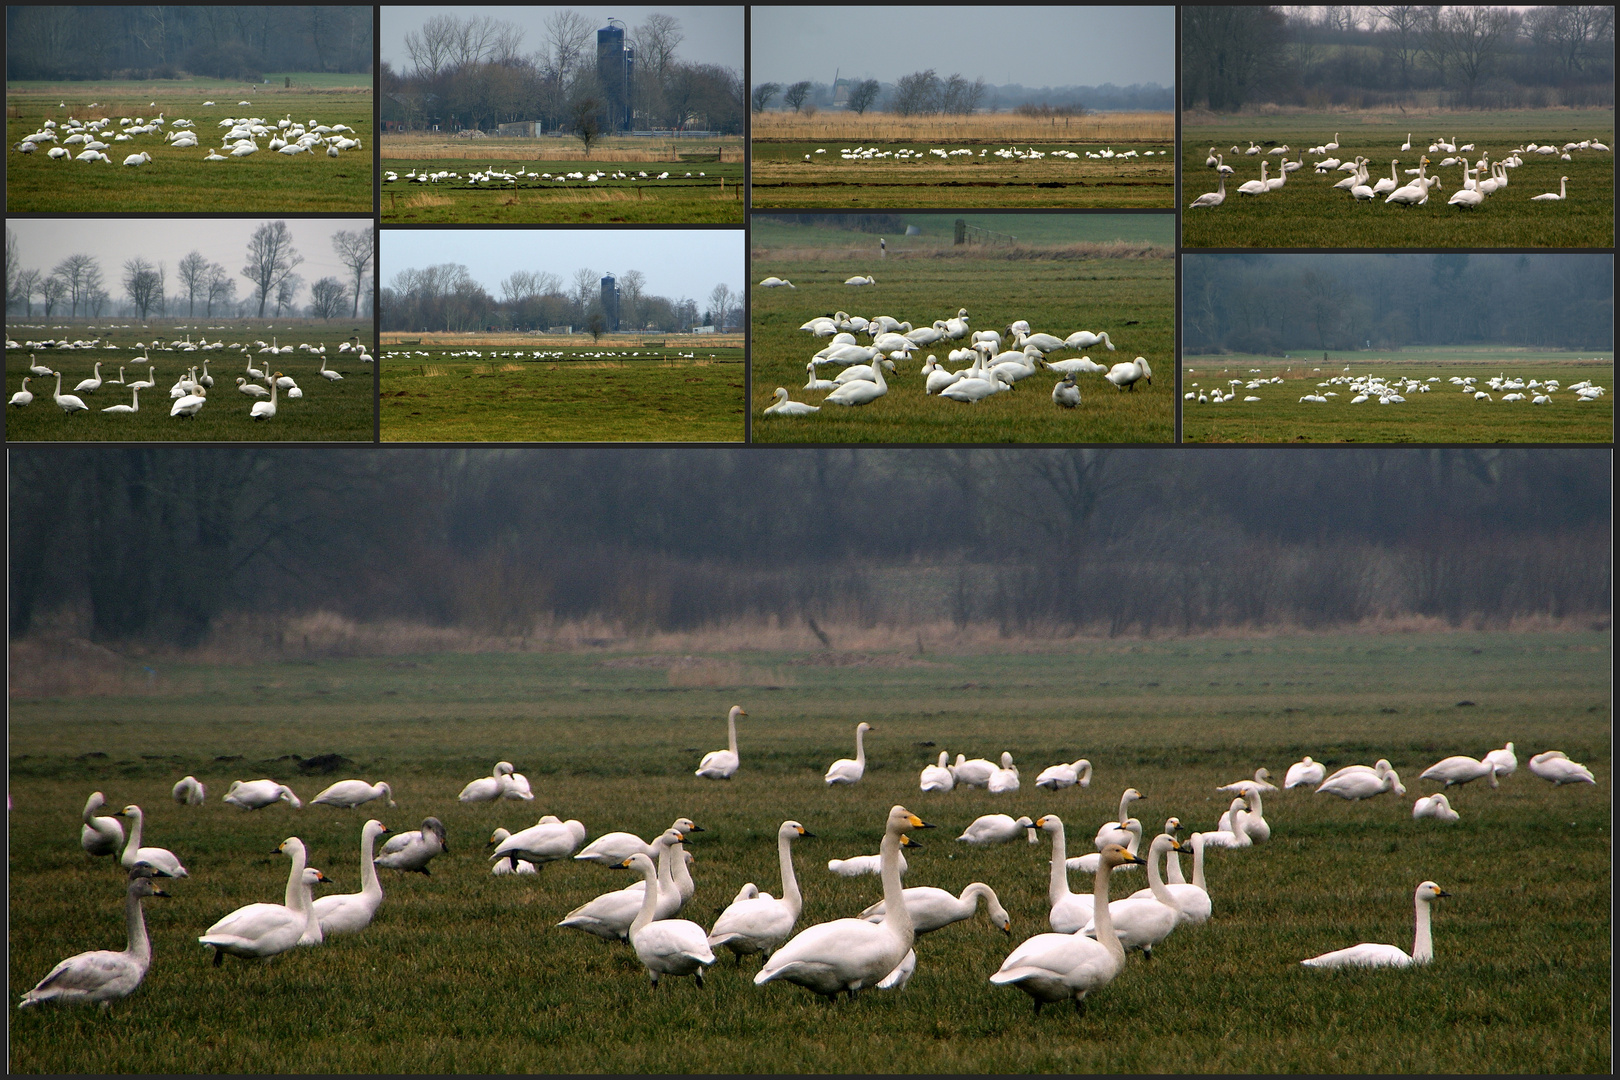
[1090,859,1125,966]
[125,885,152,967]
[1412,895,1434,963]
[83,794,100,825]
[727,710,738,756]
[854,727,866,767]
[960,881,991,918]
[121,809,144,865]
[778,832,803,917]
[629,857,662,937]
[1164,839,1187,885]
[1146,840,1175,904]
[284,841,308,910]
[1192,835,1207,891]
[655,838,677,897]
[1246,786,1263,822]
[672,842,693,898]
[1046,820,1070,906]
[1075,760,1092,785]
[360,825,383,900]
[877,828,914,946]
[1117,793,1131,823]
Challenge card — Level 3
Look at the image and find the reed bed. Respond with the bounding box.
[751,111,1173,143]
[381,135,743,163]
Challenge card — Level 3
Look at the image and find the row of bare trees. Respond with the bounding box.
[9,449,1608,646]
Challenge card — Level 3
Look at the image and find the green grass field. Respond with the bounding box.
[379,160,745,224]
[1182,350,1614,443]
[379,341,744,442]
[6,322,374,442]
[751,140,1175,209]
[7,80,374,214]
[7,630,1610,1073]
[752,218,1174,443]
[1181,110,1615,248]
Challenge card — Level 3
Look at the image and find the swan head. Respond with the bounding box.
[422,817,448,851]
[1416,881,1450,903]
[780,820,815,841]
[495,761,516,776]
[1121,787,1145,807]
[128,861,174,881]
[618,853,657,873]
[488,828,512,845]
[85,791,108,814]
[115,804,144,822]
[276,836,307,858]
[303,867,331,886]
[856,722,873,734]
[898,833,923,850]
[1035,814,1063,833]
[1148,833,1188,855]
[773,387,789,401]
[999,751,1014,768]
[378,782,397,808]
[1373,759,1393,775]
[728,706,747,721]
[1098,842,1146,870]
[364,819,391,839]
[887,805,934,836]
[128,874,171,900]
[670,817,704,835]
[1163,817,1182,836]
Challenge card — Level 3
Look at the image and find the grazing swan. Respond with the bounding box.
[1035,758,1093,791]
[80,791,125,857]
[860,880,1010,937]
[311,819,389,936]
[920,751,956,792]
[19,865,171,1010]
[1218,768,1278,793]
[1190,173,1226,208]
[1068,817,1143,872]
[171,776,206,805]
[1527,750,1595,785]
[199,837,314,965]
[1127,831,1212,925]
[1482,742,1516,777]
[1420,755,1499,789]
[825,722,873,785]
[1216,781,1270,842]
[765,386,820,415]
[1105,356,1151,391]
[490,815,586,872]
[756,806,934,999]
[1301,882,1449,968]
[458,761,516,802]
[1065,330,1116,351]
[1199,799,1254,849]
[1096,789,1147,849]
[1035,814,1100,932]
[488,829,539,874]
[223,779,302,810]
[374,816,448,875]
[618,851,716,987]
[1530,177,1568,201]
[1080,833,1190,956]
[957,814,1037,846]
[696,706,748,779]
[1412,793,1459,822]
[559,828,688,940]
[989,843,1144,1014]
[312,780,397,809]
[758,277,795,288]
[1316,760,1405,800]
[1284,757,1326,789]
[952,754,996,788]
[117,805,188,878]
[708,821,814,960]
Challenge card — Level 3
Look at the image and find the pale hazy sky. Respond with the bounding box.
[380,229,742,300]
[382,6,744,71]
[9,219,373,307]
[752,7,1175,87]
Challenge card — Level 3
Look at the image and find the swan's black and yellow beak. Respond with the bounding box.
[151,887,171,898]
[1126,853,1148,866]
[906,813,936,830]
[899,834,922,849]
[797,827,815,838]
[686,823,705,833]
[1435,888,1451,898]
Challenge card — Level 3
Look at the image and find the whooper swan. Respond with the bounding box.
[117,805,188,877]
[696,706,747,779]
[198,837,313,964]
[311,819,389,936]
[708,821,813,960]
[919,751,955,792]
[619,848,716,987]
[1301,881,1449,968]
[19,864,172,1009]
[824,723,873,785]
[1080,833,1190,956]
[1035,758,1093,791]
[80,791,125,857]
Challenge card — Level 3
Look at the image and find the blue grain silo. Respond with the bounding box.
[596,20,634,133]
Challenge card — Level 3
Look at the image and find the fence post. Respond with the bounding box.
[954,218,966,246]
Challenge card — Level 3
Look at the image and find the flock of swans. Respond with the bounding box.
[13,109,363,164]
[797,145,1171,166]
[24,708,1596,1014]
[384,168,711,188]
[762,306,1150,414]
[1185,365,1609,408]
[1191,132,1606,210]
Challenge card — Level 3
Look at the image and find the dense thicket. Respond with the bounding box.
[1183,254,1614,355]
[1184,5,1614,111]
[4,6,371,80]
[10,449,1609,646]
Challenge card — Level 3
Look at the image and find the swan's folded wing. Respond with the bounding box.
[876,949,916,990]
[993,932,1102,980]
[1301,943,1409,968]
[710,897,794,944]
[30,952,132,995]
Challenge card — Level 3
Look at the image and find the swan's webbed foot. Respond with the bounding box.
[212,947,223,967]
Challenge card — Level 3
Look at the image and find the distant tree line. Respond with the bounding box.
[754,77,1172,114]
[380,12,742,135]
[4,6,371,81]
[9,449,1608,647]
[1184,5,1615,111]
[379,263,740,334]
[1183,254,1614,354]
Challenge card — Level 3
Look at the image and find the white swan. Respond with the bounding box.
[957,814,1036,846]
[765,386,820,415]
[295,867,332,946]
[51,371,88,416]
[1217,767,1278,793]
[989,843,1143,1014]
[825,722,873,785]
[199,837,314,964]
[1412,793,1459,822]
[828,833,918,876]
[1105,356,1151,391]
[101,386,140,414]
[708,821,813,960]
[223,779,302,810]
[1237,161,1270,195]
[860,881,1010,938]
[1080,833,1188,956]
[171,776,206,805]
[72,361,105,395]
[1420,755,1499,789]
[249,374,279,419]
[952,754,996,788]
[756,806,933,999]
[1482,742,1516,777]
[488,829,539,874]
[620,852,716,986]
[1127,831,1212,925]
[1035,758,1093,791]
[1035,814,1099,932]
[1190,173,1226,209]
[1530,176,1568,201]
[9,376,34,407]
[758,277,795,288]
[1198,798,1254,849]
[312,819,389,936]
[988,751,1020,794]
[1216,781,1270,842]
[311,780,397,809]
[19,865,172,1009]
[1316,760,1405,800]
[458,761,516,802]
[1068,818,1142,872]
[1527,750,1595,785]
[575,830,655,866]
[1065,330,1115,352]
[1301,882,1449,968]
[919,751,955,792]
[374,816,448,875]
[80,791,125,857]
[490,815,586,871]
[824,356,888,406]
[559,828,688,940]
[696,706,747,779]
[1284,757,1325,789]
[1373,158,1401,196]
[117,805,188,877]
[1096,788,1146,848]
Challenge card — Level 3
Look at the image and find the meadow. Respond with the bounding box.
[6,629,1610,1073]
[379,334,744,442]
[1181,110,1615,248]
[6,321,374,443]
[379,135,744,224]
[1182,349,1614,443]
[6,78,374,214]
[751,217,1174,443]
[751,112,1175,209]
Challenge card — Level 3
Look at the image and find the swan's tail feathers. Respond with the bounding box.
[989,966,1044,986]
[707,932,747,950]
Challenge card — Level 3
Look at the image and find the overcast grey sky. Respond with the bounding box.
[752,7,1174,87]
[380,229,742,300]
[9,219,373,309]
[382,6,743,71]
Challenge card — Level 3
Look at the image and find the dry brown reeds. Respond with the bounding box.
[381,133,744,163]
[751,110,1172,143]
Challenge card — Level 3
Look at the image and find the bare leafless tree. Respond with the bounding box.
[545,10,594,76]
[176,250,209,318]
[332,227,375,318]
[40,274,66,318]
[846,78,881,115]
[122,257,164,320]
[241,221,304,319]
[783,80,813,112]
[16,268,42,316]
[750,82,781,113]
[307,276,348,319]
[205,263,235,317]
[51,253,102,318]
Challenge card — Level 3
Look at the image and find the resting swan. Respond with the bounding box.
[952,755,996,787]
[957,814,1037,846]
[764,387,819,416]
[756,805,934,998]
[860,881,1010,936]
[1420,755,1499,788]
[619,850,716,986]
[311,819,389,936]
[1080,833,1190,956]
[171,776,206,805]
[489,829,538,874]
[1412,793,1459,822]
[1527,750,1594,785]
[1198,799,1253,849]
[117,805,188,877]
[696,706,746,779]
[919,751,955,792]
[1068,817,1142,872]
[1284,757,1326,789]
[374,816,448,874]
[19,864,172,1009]
[1035,758,1093,791]
[199,837,314,964]
[1035,814,1098,932]
[988,751,1020,794]
[829,833,919,876]
[1217,768,1278,793]
[458,761,516,802]
[312,780,397,809]
[708,821,813,960]
[223,779,302,810]
[1316,759,1406,799]
[825,723,873,785]
[80,791,125,857]
[989,843,1145,1014]
[1301,881,1449,968]
[490,815,586,871]
[1215,781,1270,842]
